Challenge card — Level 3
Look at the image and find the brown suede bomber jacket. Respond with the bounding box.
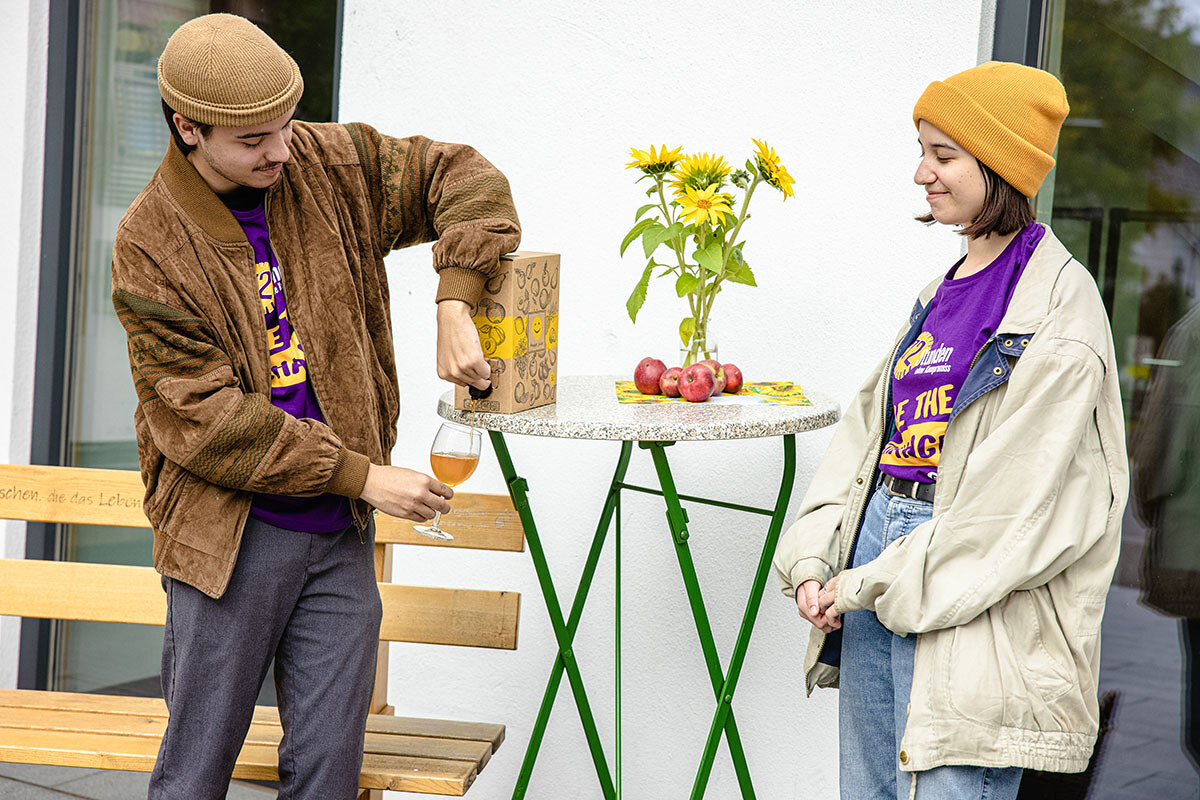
[111,121,520,598]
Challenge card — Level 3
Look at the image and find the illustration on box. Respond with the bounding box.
[455,252,560,414]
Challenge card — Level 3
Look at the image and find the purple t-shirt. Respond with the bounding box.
[226,199,354,533]
[880,222,1045,484]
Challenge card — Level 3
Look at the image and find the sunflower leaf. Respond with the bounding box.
[730,241,746,264]
[725,258,757,286]
[621,219,657,257]
[639,223,666,258]
[643,221,684,258]
[626,261,656,322]
[679,316,696,346]
[675,273,701,297]
[695,240,725,275]
[635,203,659,221]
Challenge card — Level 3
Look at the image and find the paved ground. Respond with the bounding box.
[1089,584,1200,800]
[0,762,273,798]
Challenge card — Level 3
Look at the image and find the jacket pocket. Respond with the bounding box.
[946,590,1077,731]
[143,459,190,530]
[1003,589,1076,703]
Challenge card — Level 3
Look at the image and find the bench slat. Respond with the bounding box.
[0,464,147,528]
[0,560,519,650]
[0,464,523,552]
[0,729,477,795]
[0,706,492,767]
[365,714,505,752]
[377,584,520,650]
[374,494,524,552]
[0,690,506,754]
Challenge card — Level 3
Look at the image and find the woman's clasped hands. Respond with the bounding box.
[795,576,842,633]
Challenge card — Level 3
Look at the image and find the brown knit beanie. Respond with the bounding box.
[158,13,303,127]
[913,61,1069,197]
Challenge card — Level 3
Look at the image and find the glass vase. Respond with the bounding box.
[680,321,717,368]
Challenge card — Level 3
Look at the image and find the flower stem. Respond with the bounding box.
[722,175,760,265]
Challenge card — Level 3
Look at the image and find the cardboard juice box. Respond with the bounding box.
[454,251,560,413]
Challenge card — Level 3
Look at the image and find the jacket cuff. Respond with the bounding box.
[326,448,371,498]
[435,267,487,306]
[835,566,870,615]
[782,557,834,599]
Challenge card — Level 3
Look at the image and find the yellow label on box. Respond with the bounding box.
[473,314,559,360]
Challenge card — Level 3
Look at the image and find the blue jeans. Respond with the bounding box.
[839,484,1024,800]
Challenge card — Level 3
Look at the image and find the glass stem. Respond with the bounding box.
[430,510,443,530]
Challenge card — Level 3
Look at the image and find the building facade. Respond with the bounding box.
[3,1,1199,796]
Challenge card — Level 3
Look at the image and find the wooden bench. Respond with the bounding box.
[0,463,523,796]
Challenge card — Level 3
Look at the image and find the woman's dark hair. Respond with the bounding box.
[162,100,211,155]
[917,159,1034,239]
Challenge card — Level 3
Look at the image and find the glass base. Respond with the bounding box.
[414,524,454,541]
[680,342,718,369]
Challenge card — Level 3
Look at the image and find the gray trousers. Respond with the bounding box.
[148,516,382,800]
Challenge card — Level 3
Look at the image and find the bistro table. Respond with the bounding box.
[437,375,839,799]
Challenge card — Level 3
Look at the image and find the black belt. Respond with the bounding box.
[882,473,935,503]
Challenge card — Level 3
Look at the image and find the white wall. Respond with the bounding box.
[0,0,995,790]
[340,1,990,797]
[0,0,48,690]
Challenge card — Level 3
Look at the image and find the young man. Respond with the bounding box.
[111,13,520,799]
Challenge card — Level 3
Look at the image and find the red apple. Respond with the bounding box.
[634,357,668,395]
[698,359,725,394]
[722,363,743,393]
[678,363,715,402]
[659,367,683,397]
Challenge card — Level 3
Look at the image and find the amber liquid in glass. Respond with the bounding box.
[430,451,480,487]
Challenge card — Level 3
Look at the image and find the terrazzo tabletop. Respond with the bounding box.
[437,375,841,441]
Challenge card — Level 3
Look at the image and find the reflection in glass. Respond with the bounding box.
[1043,0,1200,796]
[1131,306,1200,773]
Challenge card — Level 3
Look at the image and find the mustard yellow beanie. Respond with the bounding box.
[913,61,1069,197]
[158,13,303,127]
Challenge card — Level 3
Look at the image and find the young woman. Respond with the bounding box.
[773,62,1128,800]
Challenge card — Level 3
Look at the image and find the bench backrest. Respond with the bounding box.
[0,464,524,551]
[0,464,523,650]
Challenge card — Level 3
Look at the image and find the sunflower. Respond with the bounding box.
[670,152,732,194]
[626,144,685,176]
[751,138,796,199]
[676,184,734,227]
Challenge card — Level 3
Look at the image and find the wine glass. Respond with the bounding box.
[414,421,482,541]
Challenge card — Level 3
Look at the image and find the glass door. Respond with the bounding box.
[56,0,340,695]
[1043,1,1200,795]
[59,0,209,695]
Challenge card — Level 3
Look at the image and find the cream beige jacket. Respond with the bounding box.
[773,226,1128,774]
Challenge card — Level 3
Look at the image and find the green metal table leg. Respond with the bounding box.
[643,441,757,799]
[491,431,631,800]
[615,486,622,799]
[687,434,797,799]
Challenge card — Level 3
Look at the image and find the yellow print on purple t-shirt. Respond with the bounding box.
[257,263,275,315]
[257,261,308,389]
[894,332,933,380]
[879,382,954,471]
[270,336,308,388]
